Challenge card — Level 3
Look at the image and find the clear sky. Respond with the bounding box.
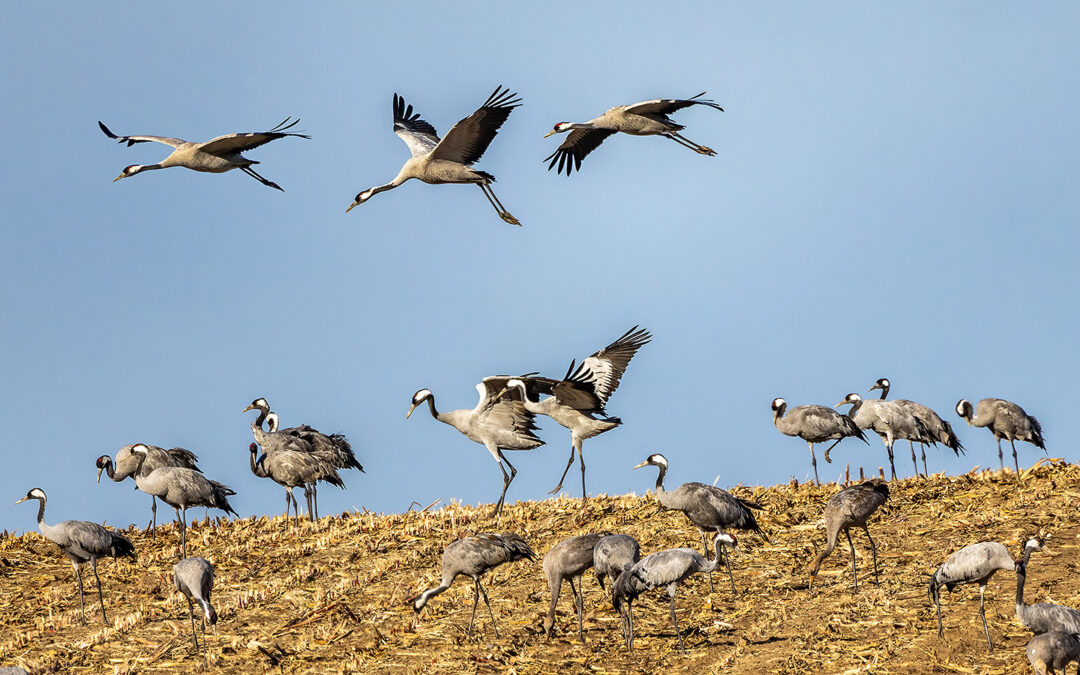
[2,4,1077,532]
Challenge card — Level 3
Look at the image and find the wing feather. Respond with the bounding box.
[624,92,724,116]
[564,326,652,408]
[393,93,440,157]
[429,86,521,165]
[98,121,185,148]
[544,128,616,176]
[198,117,310,155]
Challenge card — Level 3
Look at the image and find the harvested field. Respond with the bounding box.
[2,458,1078,673]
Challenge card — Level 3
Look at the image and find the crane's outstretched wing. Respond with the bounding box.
[198,117,310,155]
[476,377,543,442]
[562,326,651,409]
[624,92,725,116]
[393,93,440,157]
[544,128,617,176]
[429,86,521,165]
[99,121,185,148]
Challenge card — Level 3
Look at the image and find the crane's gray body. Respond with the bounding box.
[542,533,605,639]
[174,557,216,651]
[871,378,964,476]
[593,534,641,591]
[1026,631,1080,674]
[809,481,888,592]
[957,397,1046,474]
[636,453,762,594]
[412,532,535,637]
[771,398,867,484]
[1017,547,1080,636]
[96,444,201,533]
[249,442,342,525]
[15,488,135,625]
[838,394,929,480]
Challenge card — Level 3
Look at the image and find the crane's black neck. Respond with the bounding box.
[653,464,667,493]
[425,395,440,419]
[844,399,863,418]
[101,457,116,480]
[877,384,889,400]
[1016,561,1027,616]
[32,496,47,528]
[253,408,269,429]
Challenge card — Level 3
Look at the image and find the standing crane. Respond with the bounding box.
[956,398,1046,475]
[129,444,237,557]
[613,533,737,653]
[96,444,202,535]
[347,87,522,225]
[633,453,763,594]
[99,118,309,190]
[249,442,343,527]
[808,481,889,592]
[771,398,868,484]
[1015,538,1080,634]
[406,379,544,516]
[496,326,651,499]
[593,534,641,591]
[543,93,724,175]
[1027,632,1080,675]
[930,540,1026,652]
[174,557,217,652]
[836,393,930,480]
[542,533,605,641]
[15,488,135,625]
[869,378,964,476]
[411,532,535,637]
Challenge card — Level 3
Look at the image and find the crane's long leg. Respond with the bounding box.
[492,449,517,517]
[933,586,944,637]
[568,576,584,641]
[90,558,108,625]
[578,441,587,502]
[721,544,737,596]
[549,443,576,495]
[240,166,284,192]
[304,487,314,522]
[808,442,821,485]
[477,183,520,226]
[73,562,87,625]
[179,506,188,558]
[845,529,859,592]
[669,587,687,653]
[822,438,845,464]
[187,597,200,652]
[697,529,715,593]
[886,440,897,480]
[863,525,880,585]
[151,496,158,538]
[909,441,920,477]
[467,578,481,636]
[921,444,928,477]
[312,484,319,520]
[996,438,1004,471]
[664,131,717,157]
[627,601,635,651]
[477,579,500,638]
[1010,440,1021,478]
[978,584,993,652]
[282,488,291,529]
[544,576,561,637]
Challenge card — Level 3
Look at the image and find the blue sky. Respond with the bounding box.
[2,4,1077,532]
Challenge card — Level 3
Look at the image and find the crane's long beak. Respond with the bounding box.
[867,385,879,392]
[345,200,359,214]
[14,496,27,505]
[495,387,509,399]
[406,403,418,420]
[632,461,648,469]
[242,404,256,413]
[834,402,846,408]
[543,130,557,139]
[96,467,104,484]
[113,174,124,182]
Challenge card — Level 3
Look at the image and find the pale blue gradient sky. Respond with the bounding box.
[2,4,1078,531]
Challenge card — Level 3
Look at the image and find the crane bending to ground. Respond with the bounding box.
[99,118,308,190]
[542,533,605,641]
[174,557,217,652]
[347,87,522,225]
[808,481,888,592]
[96,444,201,535]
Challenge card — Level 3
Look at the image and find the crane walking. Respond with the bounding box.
[771,398,867,484]
[411,532,535,637]
[96,444,201,535]
[869,378,964,476]
[836,393,930,480]
[174,557,217,652]
[99,118,308,190]
[15,488,135,624]
[809,481,889,592]
[543,93,724,175]
[347,87,522,224]
[956,398,1046,476]
[249,441,343,527]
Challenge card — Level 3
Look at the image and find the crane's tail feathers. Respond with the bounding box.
[473,170,496,183]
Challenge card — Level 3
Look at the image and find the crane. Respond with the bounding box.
[1027,632,1080,675]
[869,378,964,476]
[496,325,651,499]
[633,453,763,594]
[411,532,535,637]
[347,87,522,225]
[956,398,1046,475]
[593,534,641,591]
[129,444,237,557]
[406,379,544,516]
[613,532,737,653]
[15,488,135,624]
[249,441,343,527]
[771,397,868,484]
[836,393,930,480]
[99,118,308,190]
[1015,538,1080,634]
[808,481,889,592]
[543,93,724,175]
[174,557,217,652]
[96,444,201,535]
[542,533,605,641]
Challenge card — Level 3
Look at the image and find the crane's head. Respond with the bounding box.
[15,487,46,505]
[95,455,113,483]
[835,393,862,408]
[955,399,973,424]
[114,164,145,181]
[242,398,270,414]
[130,443,150,458]
[869,378,890,392]
[407,389,433,419]
[544,122,574,138]
[206,604,218,625]
[249,442,259,454]
[715,532,738,548]
[346,189,376,213]
[632,453,668,471]
[265,412,280,432]
[770,397,787,413]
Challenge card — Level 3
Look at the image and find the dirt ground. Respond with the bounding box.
[2,458,1077,674]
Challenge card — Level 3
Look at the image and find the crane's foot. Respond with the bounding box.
[500,212,521,226]
[824,447,833,463]
[697,146,717,156]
